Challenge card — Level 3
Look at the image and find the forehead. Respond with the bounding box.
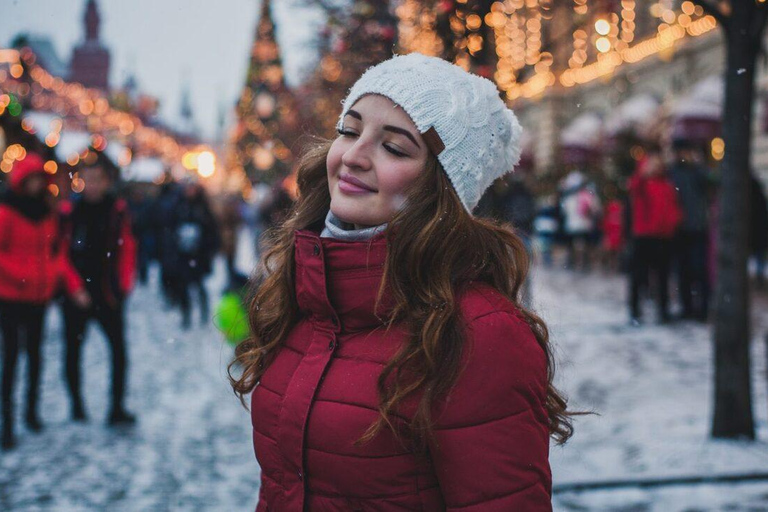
[348,94,418,131]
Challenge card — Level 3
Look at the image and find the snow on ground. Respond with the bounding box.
[1,250,767,511]
[0,259,259,511]
[539,265,768,511]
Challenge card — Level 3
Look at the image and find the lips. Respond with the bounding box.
[339,173,377,192]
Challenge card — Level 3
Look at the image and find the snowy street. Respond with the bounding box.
[1,254,768,511]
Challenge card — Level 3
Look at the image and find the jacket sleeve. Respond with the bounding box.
[55,208,85,297]
[116,203,137,295]
[429,310,552,511]
[0,207,28,286]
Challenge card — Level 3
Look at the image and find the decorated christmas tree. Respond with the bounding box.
[229,0,298,185]
[300,0,398,138]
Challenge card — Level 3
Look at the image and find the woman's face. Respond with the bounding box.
[327,94,429,228]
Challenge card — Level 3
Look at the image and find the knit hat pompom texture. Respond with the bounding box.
[337,52,523,213]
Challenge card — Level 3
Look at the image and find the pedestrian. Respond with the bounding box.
[60,158,137,425]
[534,194,561,268]
[212,192,244,287]
[668,139,711,320]
[170,180,220,329]
[628,147,683,324]
[559,169,601,271]
[0,153,89,449]
[750,174,768,288]
[153,179,182,306]
[230,53,571,511]
[601,182,625,273]
[127,185,156,286]
[497,173,537,305]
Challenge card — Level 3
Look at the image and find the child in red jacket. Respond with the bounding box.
[0,153,89,449]
[628,148,683,324]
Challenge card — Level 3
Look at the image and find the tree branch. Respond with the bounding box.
[693,0,730,29]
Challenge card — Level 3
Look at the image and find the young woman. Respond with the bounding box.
[0,152,89,449]
[231,53,572,511]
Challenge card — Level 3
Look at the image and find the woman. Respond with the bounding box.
[231,54,572,510]
[0,152,88,449]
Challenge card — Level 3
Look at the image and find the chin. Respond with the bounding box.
[330,199,385,227]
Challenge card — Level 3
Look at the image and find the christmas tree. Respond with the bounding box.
[300,0,398,138]
[229,0,298,185]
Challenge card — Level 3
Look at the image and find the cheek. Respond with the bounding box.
[326,140,345,178]
[376,163,421,197]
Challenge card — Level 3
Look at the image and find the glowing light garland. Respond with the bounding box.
[0,47,207,172]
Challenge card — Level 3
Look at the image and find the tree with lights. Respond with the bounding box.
[230,0,298,185]
[302,0,398,137]
[690,0,768,441]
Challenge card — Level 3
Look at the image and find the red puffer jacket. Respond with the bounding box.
[0,155,83,304]
[250,230,552,511]
[629,171,683,239]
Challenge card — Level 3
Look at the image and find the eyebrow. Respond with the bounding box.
[345,109,421,149]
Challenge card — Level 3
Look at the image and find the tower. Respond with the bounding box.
[69,0,111,90]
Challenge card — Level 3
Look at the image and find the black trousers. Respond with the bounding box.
[176,276,209,327]
[62,298,128,412]
[0,301,46,430]
[674,230,710,319]
[629,237,672,320]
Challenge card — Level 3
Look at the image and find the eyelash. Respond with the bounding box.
[337,128,408,158]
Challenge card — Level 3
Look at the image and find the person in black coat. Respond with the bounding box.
[170,181,220,329]
[751,174,768,287]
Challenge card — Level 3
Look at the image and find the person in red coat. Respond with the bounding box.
[230,54,572,511]
[60,157,137,425]
[0,152,89,449]
[628,147,683,324]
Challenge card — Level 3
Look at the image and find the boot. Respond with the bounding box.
[72,400,87,422]
[1,401,13,449]
[24,408,43,432]
[108,407,136,426]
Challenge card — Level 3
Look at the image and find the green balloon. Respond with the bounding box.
[214,293,250,346]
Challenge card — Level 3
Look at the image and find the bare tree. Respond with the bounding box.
[693,0,768,439]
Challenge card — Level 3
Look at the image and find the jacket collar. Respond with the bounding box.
[294,229,394,333]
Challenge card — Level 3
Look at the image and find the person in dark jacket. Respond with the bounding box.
[230,53,569,511]
[154,179,182,306]
[628,148,683,324]
[60,159,137,425]
[170,180,220,329]
[668,139,711,320]
[751,174,768,287]
[0,153,88,449]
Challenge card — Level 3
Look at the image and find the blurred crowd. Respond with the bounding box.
[477,139,768,325]
[1,139,768,450]
[0,150,292,450]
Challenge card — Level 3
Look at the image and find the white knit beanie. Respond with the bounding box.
[337,52,523,213]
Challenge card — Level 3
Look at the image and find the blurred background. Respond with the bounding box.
[1,0,768,510]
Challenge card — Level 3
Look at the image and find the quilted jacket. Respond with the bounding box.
[250,229,552,511]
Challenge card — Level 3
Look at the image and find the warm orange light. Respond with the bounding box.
[595,19,611,35]
[44,160,58,174]
[10,64,23,79]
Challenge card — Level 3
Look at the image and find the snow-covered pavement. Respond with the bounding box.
[0,260,259,511]
[1,256,767,511]
[540,266,768,511]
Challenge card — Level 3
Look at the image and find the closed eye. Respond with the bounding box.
[337,128,358,137]
[384,145,407,158]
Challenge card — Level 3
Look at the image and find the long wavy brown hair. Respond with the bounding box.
[229,138,574,449]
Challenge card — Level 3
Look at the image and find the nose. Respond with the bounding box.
[341,137,372,171]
